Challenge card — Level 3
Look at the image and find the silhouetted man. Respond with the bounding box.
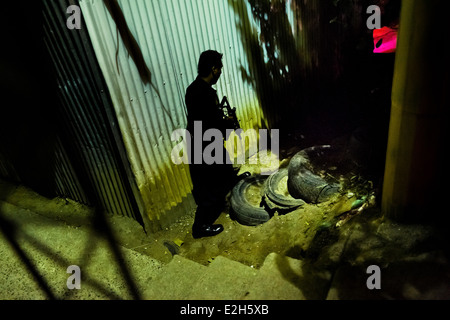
[185,50,248,239]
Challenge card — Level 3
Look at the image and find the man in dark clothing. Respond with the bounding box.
[185,50,247,239]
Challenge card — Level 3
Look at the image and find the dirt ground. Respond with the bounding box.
[109,165,378,270]
[2,161,449,300]
[0,152,373,270]
[2,138,447,283]
[110,184,446,279]
[178,196,359,268]
[108,139,448,281]
[108,142,384,269]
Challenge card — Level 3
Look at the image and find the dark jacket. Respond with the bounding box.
[185,76,236,201]
[185,76,229,136]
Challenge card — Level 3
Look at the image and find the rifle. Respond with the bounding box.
[219,96,241,131]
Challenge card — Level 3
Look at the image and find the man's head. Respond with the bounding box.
[198,50,223,85]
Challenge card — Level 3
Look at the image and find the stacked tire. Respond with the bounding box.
[230,145,341,226]
[287,145,341,204]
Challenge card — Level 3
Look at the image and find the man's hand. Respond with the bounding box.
[220,96,240,131]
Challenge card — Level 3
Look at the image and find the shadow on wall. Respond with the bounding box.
[102,0,152,84]
[228,0,397,131]
[103,0,175,128]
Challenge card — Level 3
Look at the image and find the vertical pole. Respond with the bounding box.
[382,0,449,222]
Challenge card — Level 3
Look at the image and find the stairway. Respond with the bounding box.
[142,252,332,300]
[0,198,332,300]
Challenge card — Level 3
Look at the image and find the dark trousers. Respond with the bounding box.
[190,161,236,229]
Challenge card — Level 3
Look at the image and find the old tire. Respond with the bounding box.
[264,168,306,209]
[230,175,270,226]
[287,145,341,203]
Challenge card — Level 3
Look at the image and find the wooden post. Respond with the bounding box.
[382,0,449,223]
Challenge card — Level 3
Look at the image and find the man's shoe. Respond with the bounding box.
[192,224,224,239]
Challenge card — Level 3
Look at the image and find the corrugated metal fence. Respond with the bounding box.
[79,0,266,224]
[43,0,145,225]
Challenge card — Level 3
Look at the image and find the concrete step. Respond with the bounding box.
[190,255,259,300]
[142,254,208,300]
[0,200,163,300]
[244,252,332,300]
[1,187,334,301]
[143,254,260,300]
[142,251,333,300]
